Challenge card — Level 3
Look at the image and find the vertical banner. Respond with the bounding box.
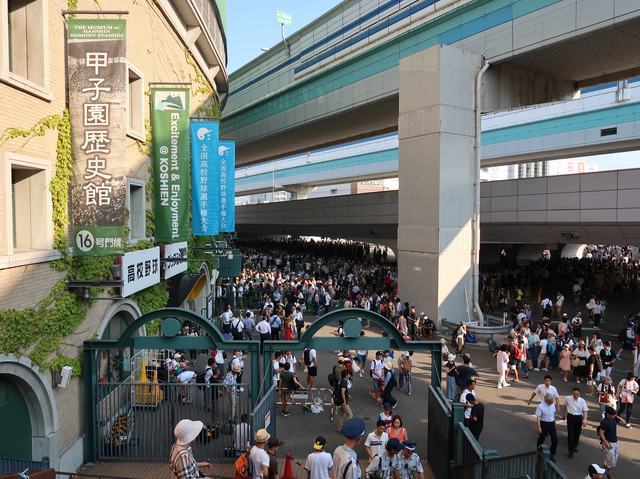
[218,141,235,232]
[190,121,219,236]
[67,19,127,256]
[151,88,190,242]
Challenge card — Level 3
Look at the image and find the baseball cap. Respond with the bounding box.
[588,464,605,474]
[268,437,284,448]
[313,436,326,450]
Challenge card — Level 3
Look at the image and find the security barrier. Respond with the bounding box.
[276,387,335,422]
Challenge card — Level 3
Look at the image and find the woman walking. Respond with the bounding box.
[617,370,639,428]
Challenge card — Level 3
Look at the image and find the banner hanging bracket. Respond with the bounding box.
[62,10,129,16]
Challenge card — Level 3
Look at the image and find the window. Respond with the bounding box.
[1,151,54,261]
[330,189,338,195]
[1,0,51,99]
[126,178,146,241]
[127,63,145,140]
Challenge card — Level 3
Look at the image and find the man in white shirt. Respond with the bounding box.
[220,305,233,334]
[251,429,271,479]
[535,393,558,461]
[528,375,560,408]
[556,293,565,319]
[460,380,476,428]
[305,436,333,479]
[561,388,589,458]
[369,351,384,403]
[255,317,271,354]
[364,420,389,464]
[235,413,250,452]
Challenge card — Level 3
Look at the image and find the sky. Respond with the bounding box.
[226,0,343,74]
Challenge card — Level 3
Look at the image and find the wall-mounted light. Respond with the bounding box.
[52,366,73,389]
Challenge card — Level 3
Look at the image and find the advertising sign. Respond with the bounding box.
[190,121,219,236]
[67,19,127,256]
[152,88,190,242]
[163,241,188,279]
[276,11,292,25]
[217,141,235,232]
[122,247,161,297]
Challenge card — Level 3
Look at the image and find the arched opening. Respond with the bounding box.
[0,376,32,460]
[0,356,58,471]
[96,301,144,384]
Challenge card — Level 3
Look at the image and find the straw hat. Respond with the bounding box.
[254,428,271,443]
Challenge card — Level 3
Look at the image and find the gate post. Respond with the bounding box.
[83,346,98,463]
[251,345,261,409]
[451,403,465,464]
[431,346,442,388]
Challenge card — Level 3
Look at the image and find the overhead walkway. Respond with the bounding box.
[236,168,640,246]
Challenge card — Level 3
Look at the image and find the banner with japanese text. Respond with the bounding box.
[151,88,190,242]
[190,121,219,236]
[217,140,235,232]
[67,19,127,256]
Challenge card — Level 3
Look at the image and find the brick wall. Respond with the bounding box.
[0,0,224,462]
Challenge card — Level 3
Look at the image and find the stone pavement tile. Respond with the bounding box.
[461,348,639,479]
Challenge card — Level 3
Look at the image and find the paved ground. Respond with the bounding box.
[84,280,639,479]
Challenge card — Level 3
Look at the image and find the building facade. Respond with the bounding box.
[0,0,227,471]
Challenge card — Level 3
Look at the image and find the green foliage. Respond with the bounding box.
[46,355,83,376]
[146,209,155,237]
[135,282,170,335]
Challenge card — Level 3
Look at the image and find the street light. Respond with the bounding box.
[261,47,270,52]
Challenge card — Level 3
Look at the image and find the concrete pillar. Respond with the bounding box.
[397,44,482,324]
[282,184,317,200]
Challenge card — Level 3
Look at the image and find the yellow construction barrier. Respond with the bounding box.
[135,359,164,406]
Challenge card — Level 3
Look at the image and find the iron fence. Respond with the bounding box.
[0,456,49,474]
[96,382,251,460]
[484,451,537,479]
[250,384,277,445]
[427,385,452,479]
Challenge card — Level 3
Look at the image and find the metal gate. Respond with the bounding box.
[96,380,251,460]
[250,384,277,444]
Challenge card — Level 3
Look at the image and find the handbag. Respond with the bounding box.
[621,394,633,403]
[352,362,361,373]
[466,333,477,344]
[571,356,580,368]
[526,359,533,369]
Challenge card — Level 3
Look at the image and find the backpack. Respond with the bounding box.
[618,329,629,343]
[232,319,242,333]
[195,366,211,384]
[389,373,398,388]
[303,348,312,366]
[328,372,338,388]
[234,447,253,479]
[512,344,522,360]
[547,341,556,356]
[368,455,385,479]
[401,357,412,372]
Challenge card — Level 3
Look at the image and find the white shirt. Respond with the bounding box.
[370,359,384,378]
[460,389,474,419]
[306,451,334,479]
[308,349,317,366]
[221,310,233,324]
[177,371,196,383]
[273,360,282,381]
[556,295,564,306]
[536,402,556,422]
[562,396,589,416]
[255,321,271,335]
[231,318,244,332]
[235,423,250,450]
[533,384,559,403]
[539,338,548,355]
[251,446,270,479]
[541,298,553,309]
[364,431,389,460]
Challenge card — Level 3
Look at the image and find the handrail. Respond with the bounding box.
[54,471,235,479]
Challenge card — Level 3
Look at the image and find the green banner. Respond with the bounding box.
[151,88,191,242]
[67,19,127,256]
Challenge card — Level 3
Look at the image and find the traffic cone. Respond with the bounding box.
[507,290,510,300]
[537,289,542,304]
[282,453,297,479]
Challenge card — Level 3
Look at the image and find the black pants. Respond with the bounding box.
[566,414,583,453]
[537,421,558,455]
[271,328,281,340]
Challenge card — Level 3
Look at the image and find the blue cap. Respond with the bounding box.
[402,440,417,451]
[341,418,366,440]
[386,438,405,451]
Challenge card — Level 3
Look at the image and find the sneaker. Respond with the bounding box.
[542,368,548,371]
[576,379,580,383]
[239,387,245,392]
[408,392,412,396]
[626,423,632,429]
[392,403,398,409]
[497,386,503,389]
[616,354,622,360]
[376,397,382,403]
[359,372,363,378]
[282,411,290,417]
[370,391,377,399]
[533,368,540,371]
[504,383,510,387]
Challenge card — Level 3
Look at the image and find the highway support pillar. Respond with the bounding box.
[397,44,482,325]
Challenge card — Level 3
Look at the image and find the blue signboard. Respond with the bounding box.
[190,121,220,236]
[218,140,235,232]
